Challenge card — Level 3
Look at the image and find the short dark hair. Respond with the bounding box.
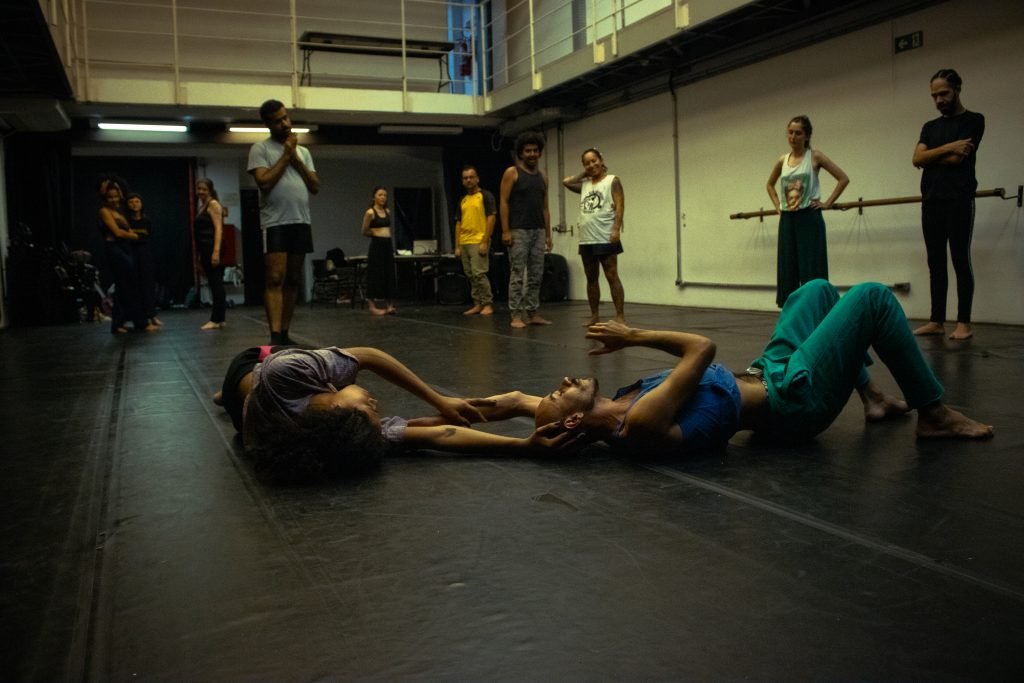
[514,131,545,158]
[581,147,603,162]
[461,164,478,175]
[931,68,962,91]
[259,99,286,123]
[246,408,389,484]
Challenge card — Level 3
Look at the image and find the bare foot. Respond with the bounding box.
[949,323,973,341]
[112,327,128,334]
[528,315,552,326]
[614,316,626,325]
[369,307,388,317]
[386,306,397,315]
[212,391,224,406]
[463,305,482,316]
[150,317,164,326]
[582,315,599,328]
[480,305,494,316]
[916,403,993,439]
[858,383,910,422]
[200,321,224,330]
[510,317,527,329]
[144,323,160,332]
[913,322,945,336]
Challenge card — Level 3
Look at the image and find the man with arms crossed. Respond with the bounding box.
[454,165,496,316]
[912,69,984,341]
[248,99,320,344]
[500,131,552,329]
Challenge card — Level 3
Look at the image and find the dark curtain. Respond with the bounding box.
[3,132,75,325]
[440,135,511,253]
[4,131,74,249]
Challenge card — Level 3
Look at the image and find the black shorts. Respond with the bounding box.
[221,344,314,432]
[579,242,624,258]
[264,223,314,255]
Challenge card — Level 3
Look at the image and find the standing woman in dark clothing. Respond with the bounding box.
[362,185,397,316]
[765,115,849,308]
[99,181,156,333]
[126,192,163,327]
[195,178,227,330]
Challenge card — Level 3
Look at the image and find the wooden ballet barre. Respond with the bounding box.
[729,187,1018,220]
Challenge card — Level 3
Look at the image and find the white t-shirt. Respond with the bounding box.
[247,138,316,227]
[579,174,618,244]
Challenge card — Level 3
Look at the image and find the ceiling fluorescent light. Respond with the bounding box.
[378,125,463,136]
[228,125,313,134]
[98,122,188,132]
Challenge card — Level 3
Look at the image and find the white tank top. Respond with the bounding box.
[579,174,618,244]
[778,151,820,212]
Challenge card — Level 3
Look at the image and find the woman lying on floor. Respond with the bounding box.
[532,280,992,452]
[214,345,574,482]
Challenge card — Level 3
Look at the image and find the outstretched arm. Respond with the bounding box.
[401,421,578,454]
[406,390,541,427]
[345,347,487,425]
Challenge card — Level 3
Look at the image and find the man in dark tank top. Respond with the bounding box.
[500,131,553,329]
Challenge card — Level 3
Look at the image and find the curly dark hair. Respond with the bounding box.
[514,130,545,158]
[246,408,390,484]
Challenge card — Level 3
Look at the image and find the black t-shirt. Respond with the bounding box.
[128,215,152,242]
[918,110,984,201]
[508,168,546,230]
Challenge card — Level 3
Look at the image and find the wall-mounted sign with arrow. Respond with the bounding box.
[895,31,924,54]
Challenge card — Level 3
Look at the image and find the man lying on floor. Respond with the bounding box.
[530,280,993,452]
[214,345,575,482]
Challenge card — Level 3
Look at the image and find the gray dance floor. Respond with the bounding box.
[2,297,1022,681]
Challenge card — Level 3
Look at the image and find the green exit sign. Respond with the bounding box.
[895,31,924,54]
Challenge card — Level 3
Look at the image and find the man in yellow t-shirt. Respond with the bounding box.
[454,165,496,315]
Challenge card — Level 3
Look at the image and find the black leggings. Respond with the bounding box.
[922,200,974,324]
[197,239,226,323]
[105,240,147,330]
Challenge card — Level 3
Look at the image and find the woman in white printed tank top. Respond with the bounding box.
[765,115,850,307]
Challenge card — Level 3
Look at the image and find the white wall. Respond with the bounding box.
[553,0,1024,324]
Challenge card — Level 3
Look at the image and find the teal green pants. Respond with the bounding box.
[751,280,944,440]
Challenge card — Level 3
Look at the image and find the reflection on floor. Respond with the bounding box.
[2,299,1022,680]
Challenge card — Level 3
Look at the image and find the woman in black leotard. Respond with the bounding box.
[195,178,227,329]
[362,185,397,316]
[126,192,162,327]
